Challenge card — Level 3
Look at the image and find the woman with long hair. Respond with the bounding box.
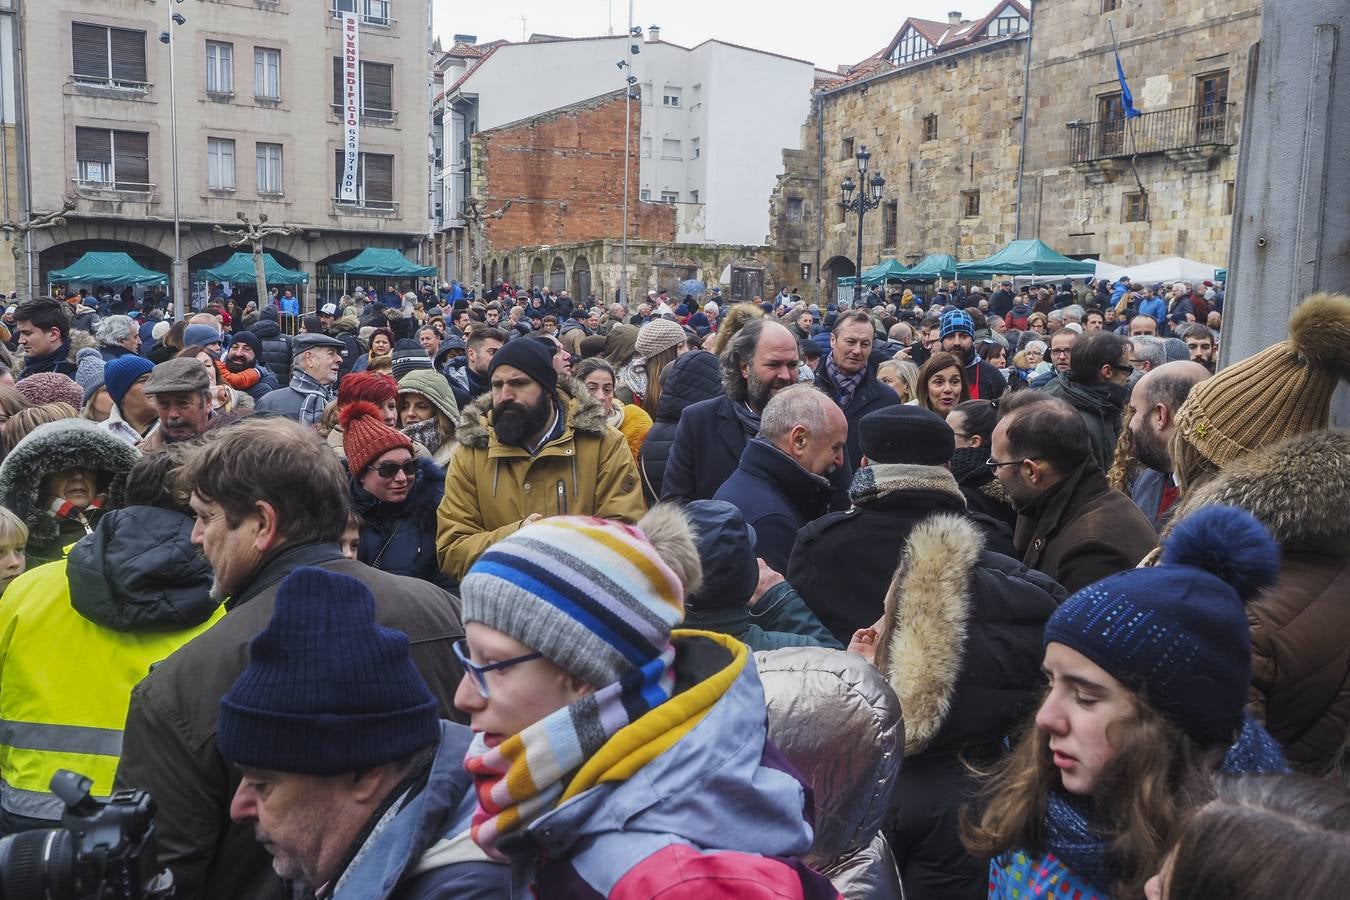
[961,506,1289,899]
[616,319,686,412]
[576,357,652,463]
[917,351,969,417]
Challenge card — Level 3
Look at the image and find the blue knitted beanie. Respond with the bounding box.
[1044,505,1278,748]
[218,567,440,774]
[939,308,974,339]
[103,355,155,406]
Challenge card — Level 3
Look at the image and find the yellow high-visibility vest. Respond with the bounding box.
[0,558,223,821]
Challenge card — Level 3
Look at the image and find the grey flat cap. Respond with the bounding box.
[143,357,211,395]
[291,333,347,357]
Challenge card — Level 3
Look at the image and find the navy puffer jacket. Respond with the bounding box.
[638,349,722,504]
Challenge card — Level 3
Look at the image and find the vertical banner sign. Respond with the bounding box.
[340,12,361,202]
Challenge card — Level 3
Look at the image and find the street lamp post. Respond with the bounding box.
[159,1,187,320]
[839,145,885,307]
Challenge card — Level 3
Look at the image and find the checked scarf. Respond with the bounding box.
[288,369,335,427]
[824,354,864,411]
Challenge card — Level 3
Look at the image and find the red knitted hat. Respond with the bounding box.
[340,401,413,475]
[337,372,397,409]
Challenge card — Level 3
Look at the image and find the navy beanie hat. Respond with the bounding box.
[488,336,558,395]
[231,331,263,359]
[218,567,440,775]
[684,500,759,610]
[103,355,155,406]
[1043,505,1279,748]
[859,405,955,466]
[939,308,974,339]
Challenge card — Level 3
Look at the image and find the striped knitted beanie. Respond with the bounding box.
[460,516,686,688]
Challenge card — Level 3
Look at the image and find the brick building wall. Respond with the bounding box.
[474,90,675,256]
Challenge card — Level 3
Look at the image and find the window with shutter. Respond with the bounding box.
[254,48,281,100]
[208,138,236,190]
[114,131,150,190]
[72,23,111,82]
[257,143,283,193]
[109,28,147,84]
[206,42,234,94]
[362,63,393,118]
[75,127,113,183]
[364,154,393,204]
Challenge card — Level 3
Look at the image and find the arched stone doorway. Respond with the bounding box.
[489,259,498,287]
[529,257,545,290]
[824,255,856,304]
[548,256,566,293]
[571,256,591,302]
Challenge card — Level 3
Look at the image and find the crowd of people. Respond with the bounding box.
[0,272,1345,900]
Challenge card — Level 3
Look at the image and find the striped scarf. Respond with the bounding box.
[288,369,335,426]
[463,643,678,860]
[824,354,864,410]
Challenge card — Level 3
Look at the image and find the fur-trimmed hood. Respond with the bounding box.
[0,418,139,548]
[455,373,608,450]
[877,513,1062,757]
[1167,429,1350,550]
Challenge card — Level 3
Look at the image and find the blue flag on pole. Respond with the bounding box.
[1115,48,1142,117]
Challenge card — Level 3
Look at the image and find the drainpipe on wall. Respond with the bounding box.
[814,91,823,305]
[1013,10,1034,239]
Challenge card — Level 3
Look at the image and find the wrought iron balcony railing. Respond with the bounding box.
[1069,102,1235,164]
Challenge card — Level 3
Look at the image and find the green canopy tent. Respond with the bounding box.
[48,252,167,287]
[198,252,309,285]
[955,240,1094,278]
[860,258,912,285]
[900,253,960,283]
[326,248,436,278]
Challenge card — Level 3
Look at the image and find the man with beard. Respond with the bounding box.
[990,392,1156,593]
[1039,330,1133,472]
[115,417,466,900]
[138,358,214,451]
[1126,361,1211,529]
[664,318,853,503]
[448,326,506,408]
[218,331,278,401]
[938,309,1006,400]
[436,337,644,582]
[1176,322,1217,371]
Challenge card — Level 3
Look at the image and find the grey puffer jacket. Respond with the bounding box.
[756,646,905,900]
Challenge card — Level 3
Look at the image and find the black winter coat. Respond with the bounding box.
[712,438,833,576]
[876,513,1064,900]
[812,363,900,468]
[789,464,1015,645]
[350,457,455,592]
[251,319,292,386]
[638,349,722,504]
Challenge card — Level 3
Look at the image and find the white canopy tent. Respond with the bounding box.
[1094,256,1222,285]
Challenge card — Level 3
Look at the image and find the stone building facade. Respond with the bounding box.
[1018,0,1259,264]
[768,31,1032,302]
[14,0,434,307]
[770,0,1259,304]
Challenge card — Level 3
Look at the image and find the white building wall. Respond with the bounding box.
[450,33,814,248]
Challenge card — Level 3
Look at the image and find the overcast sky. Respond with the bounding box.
[431,1,1002,73]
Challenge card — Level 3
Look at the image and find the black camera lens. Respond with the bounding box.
[0,828,79,900]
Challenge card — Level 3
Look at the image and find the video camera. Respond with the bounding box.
[0,770,172,899]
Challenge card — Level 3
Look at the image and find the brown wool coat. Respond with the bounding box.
[1013,458,1158,594]
[435,376,645,582]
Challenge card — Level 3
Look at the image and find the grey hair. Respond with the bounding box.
[95,315,136,346]
[720,317,768,403]
[1062,304,1085,323]
[760,383,830,444]
[1130,335,1167,370]
[1047,308,1065,323]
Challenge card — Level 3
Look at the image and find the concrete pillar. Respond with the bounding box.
[1223,0,1349,425]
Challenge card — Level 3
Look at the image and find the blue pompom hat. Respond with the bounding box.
[1043,505,1279,748]
[218,567,440,775]
[939,308,974,339]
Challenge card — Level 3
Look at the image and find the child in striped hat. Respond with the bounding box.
[454,507,844,898]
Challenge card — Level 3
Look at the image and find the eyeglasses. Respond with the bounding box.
[1112,363,1135,376]
[452,639,543,698]
[372,459,419,480]
[986,456,1032,472]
